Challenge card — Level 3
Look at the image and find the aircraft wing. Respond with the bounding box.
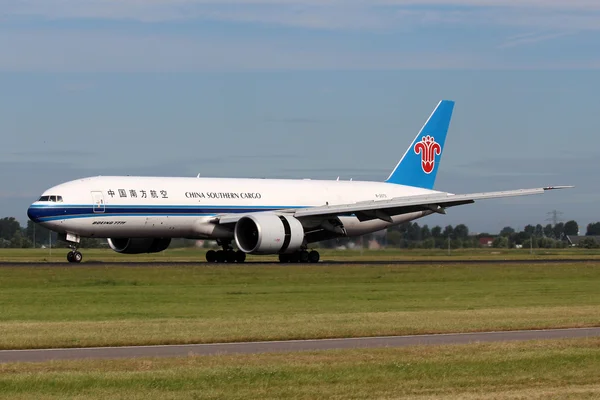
[216,186,572,225]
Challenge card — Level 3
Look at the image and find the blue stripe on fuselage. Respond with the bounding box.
[27,204,301,222]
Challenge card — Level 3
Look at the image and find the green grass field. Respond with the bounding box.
[2,338,599,399]
[0,262,599,349]
[2,260,599,399]
[1,247,600,263]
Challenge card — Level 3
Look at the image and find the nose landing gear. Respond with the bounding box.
[60,234,83,263]
[67,246,83,263]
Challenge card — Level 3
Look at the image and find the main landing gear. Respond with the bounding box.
[205,240,246,263]
[279,250,320,263]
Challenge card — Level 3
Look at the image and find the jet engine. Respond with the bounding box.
[234,214,304,254]
[107,238,172,254]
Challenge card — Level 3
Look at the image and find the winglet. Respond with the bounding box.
[385,100,455,189]
[543,185,574,190]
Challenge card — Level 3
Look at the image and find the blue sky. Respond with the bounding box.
[1,1,599,233]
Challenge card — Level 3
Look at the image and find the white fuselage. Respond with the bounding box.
[27,176,441,240]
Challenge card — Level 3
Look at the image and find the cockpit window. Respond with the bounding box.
[38,195,63,202]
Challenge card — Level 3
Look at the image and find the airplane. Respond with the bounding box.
[27,100,571,263]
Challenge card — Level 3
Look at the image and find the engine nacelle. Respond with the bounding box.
[107,238,171,254]
[234,214,304,254]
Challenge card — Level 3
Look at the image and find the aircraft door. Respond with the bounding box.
[91,191,105,213]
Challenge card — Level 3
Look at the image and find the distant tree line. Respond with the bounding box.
[380,220,580,249]
[0,216,599,249]
[0,217,106,249]
[323,219,600,250]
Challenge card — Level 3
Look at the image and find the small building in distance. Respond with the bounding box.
[478,237,494,247]
[566,235,600,247]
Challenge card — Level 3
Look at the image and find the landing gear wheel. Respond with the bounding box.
[66,251,83,263]
[288,252,300,263]
[236,250,246,263]
[279,254,289,263]
[213,240,238,263]
[226,251,237,263]
[299,250,309,263]
[67,251,82,263]
[308,250,320,263]
[206,250,216,263]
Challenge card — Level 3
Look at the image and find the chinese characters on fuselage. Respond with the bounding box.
[106,189,168,199]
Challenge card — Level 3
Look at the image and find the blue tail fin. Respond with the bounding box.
[385,100,455,189]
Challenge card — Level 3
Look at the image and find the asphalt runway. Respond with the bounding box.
[0,258,598,267]
[1,327,599,363]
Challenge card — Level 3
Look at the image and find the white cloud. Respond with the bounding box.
[498,31,577,49]
[371,0,600,9]
[1,0,599,71]
[1,28,598,72]
[3,0,600,31]
[0,30,481,72]
[6,0,600,8]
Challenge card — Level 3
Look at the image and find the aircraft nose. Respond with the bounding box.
[27,204,40,222]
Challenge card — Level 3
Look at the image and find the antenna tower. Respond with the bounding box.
[546,210,563,225]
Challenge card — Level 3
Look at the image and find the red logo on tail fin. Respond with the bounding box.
[414,135,441,174]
